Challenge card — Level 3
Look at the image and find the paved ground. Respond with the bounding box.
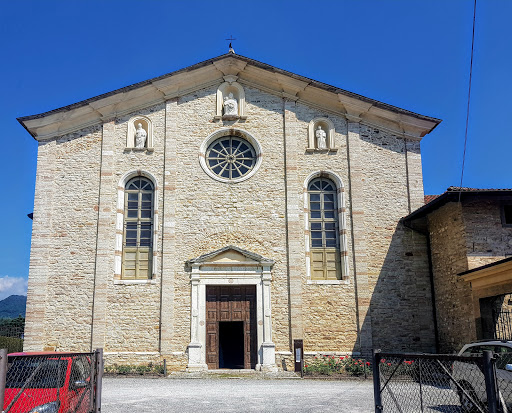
[101,376,375,412]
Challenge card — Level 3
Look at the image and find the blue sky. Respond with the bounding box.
[2,0,511,299]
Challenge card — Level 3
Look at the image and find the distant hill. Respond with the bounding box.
[0,295,26,319]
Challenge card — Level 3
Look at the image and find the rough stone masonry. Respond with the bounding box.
[19,53,440,371]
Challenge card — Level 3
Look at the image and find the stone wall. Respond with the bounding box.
[26,79,435,368]
[359,126,435,353]
[428,202,475,352]
[26,126,102,352]
[463,199,512,269]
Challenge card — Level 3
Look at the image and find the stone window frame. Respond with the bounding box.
[126,115,154,150]
[199,128,262,184]
[307,117,336,152]
[114,170,159,284]
[303,171,349,284]
[122,177,154,280]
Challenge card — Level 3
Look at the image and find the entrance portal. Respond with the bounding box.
[206,285,257,369]
[219,321,244,368]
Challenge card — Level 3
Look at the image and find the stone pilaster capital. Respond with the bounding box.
[191,266,200,283]
[345,113,362,123]
[223,75,238,84]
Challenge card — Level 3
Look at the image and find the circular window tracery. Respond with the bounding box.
[206,136,256,180]
[200,129,262,183]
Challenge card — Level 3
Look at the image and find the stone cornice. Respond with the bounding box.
[18,53,441,141]
[460,258,512,290]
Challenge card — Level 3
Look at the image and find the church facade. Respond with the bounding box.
[20,52,440,371]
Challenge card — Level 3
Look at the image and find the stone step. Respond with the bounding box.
[167,369,301,380]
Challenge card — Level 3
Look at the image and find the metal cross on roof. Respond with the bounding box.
[226,35,236,53]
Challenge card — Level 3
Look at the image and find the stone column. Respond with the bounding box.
[346,114,373,355]
[260,266,277,371]
[91,119,116,350]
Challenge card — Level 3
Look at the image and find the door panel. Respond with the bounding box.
[205,285,256,369]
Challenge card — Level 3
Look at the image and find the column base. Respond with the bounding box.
[187,342,207,371]
[258,342,277,372]
[186,363,208,372]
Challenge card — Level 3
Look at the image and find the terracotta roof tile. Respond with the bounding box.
[446,186,512,192]
[424,195,440,204]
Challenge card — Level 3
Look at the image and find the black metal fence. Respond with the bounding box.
[373,351,512,412]
[0,348,103,413]
[493,310,512,341]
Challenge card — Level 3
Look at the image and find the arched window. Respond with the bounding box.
[122,177,154,279]
[308,177,341,280]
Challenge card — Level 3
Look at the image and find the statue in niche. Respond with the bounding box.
[316,126,327,150]
[134,123,147,148]
[223,92,238,116]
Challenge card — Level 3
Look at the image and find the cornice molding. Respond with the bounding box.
[19,54,440,141]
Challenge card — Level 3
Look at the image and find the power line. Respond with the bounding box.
[459,0,477,203]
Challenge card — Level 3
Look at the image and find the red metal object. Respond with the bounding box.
[3,352,92,413]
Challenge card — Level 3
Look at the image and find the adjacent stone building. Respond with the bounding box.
[19,52,440,371]
[404,187,512,353]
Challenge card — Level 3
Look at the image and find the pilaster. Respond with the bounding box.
[24,141,56,350]
[187,266,207,370]
[346,117,373,355]
[405,139,425,212]
[91,120,116,350]
[261,267,277,371]
[160,98,178,355]
[283,98,304,343]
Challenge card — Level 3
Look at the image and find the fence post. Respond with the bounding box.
[482,350,498,413]
[372,350,383,413]
[418,358,424,412]
[94,348,103,413]
[0,349,7,412]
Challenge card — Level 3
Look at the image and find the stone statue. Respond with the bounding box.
[316,126,327,150]
[223,92,238,116]
[135,123,147,148]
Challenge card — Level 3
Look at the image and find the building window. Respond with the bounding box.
[206,136,257,180]
[122,177,154,279]
[502,204,512,227]
[308,177,341,280]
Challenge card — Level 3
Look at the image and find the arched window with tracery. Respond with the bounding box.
[122,177,154,279]
[308,177,341,280]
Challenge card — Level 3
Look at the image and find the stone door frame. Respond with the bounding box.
[186,246,277,371]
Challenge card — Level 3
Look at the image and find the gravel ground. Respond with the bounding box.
[101,376,374,412]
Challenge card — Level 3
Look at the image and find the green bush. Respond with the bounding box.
[0,336,23,353]
[105,362,165,375]
[303,355,372,377]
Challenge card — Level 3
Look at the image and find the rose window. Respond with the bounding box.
[206,136,257,180]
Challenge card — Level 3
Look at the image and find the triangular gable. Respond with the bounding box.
[187,245,274,266]
[18,52,440,141]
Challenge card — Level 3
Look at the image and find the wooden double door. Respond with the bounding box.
[206,285,257,369]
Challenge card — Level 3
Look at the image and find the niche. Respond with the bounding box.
[216,77,246,120]
[127,116,153,150]
[307,118,336,152]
